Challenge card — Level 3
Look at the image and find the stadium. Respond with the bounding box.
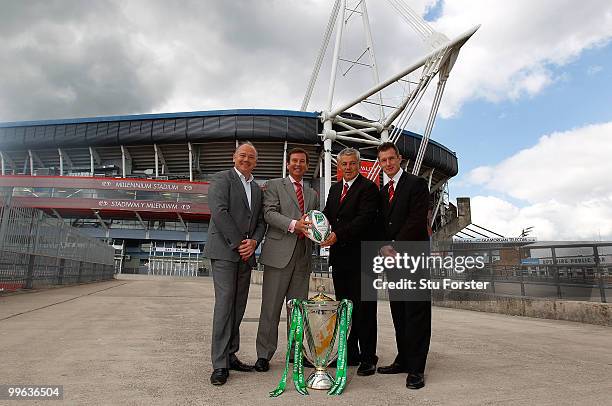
[0,108,459,276]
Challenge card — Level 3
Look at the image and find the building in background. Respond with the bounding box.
[0,109,459,275]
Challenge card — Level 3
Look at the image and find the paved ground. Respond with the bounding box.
[1,276,611,406]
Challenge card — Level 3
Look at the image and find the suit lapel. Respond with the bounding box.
[303,185,314,213]
[230,168,251,212]
[381,182,391,216]
[388,172,406,214]
[328,181,342,217]
[284,177,301,212]
[251,183,260,213]
[338,175,362,210]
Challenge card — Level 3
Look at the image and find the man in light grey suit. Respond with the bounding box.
[203,142,266,386]
[254,148,319,372]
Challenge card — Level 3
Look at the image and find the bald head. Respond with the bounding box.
[233,142,258,177]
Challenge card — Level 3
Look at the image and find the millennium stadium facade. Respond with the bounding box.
[0,109,458,275]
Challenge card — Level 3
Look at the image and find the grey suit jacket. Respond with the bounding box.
[259,177,319,269]
[203,168,265,267]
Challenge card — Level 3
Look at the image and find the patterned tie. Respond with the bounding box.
[388,179,395,203]
[340,182,349,203]
[295,182,305,239]
[294,181,304,214]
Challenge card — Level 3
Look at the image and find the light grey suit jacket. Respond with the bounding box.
[203,168,265,267]
[259,177,319,269]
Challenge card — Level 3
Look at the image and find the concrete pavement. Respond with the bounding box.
[1,276,611,406]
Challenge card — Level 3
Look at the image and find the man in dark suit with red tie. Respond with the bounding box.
[321,147,380,376]
[375,142,431,390]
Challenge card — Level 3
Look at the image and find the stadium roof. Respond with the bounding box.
[0,109,458,181]
[0,109,455,155]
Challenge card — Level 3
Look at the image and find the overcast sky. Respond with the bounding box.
[1,0,612,240]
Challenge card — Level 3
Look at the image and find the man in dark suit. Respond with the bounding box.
[321,147,380,376]
[375,142,431,390]
[203,142,266,386]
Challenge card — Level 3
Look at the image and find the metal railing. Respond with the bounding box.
[308,259,609,303]
[0,188,115,291]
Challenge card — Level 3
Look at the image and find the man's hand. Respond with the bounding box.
[320,231,337,247]
[294,214,312,235]
[238,239,257,261]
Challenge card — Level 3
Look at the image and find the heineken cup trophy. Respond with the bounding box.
[270,287,353,397]
[302,288,345,389]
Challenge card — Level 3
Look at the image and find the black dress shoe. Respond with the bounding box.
[210,368,229,385]
[254,358,270,372]
[229,355,254,372]
[406,373,425,390]
[357,362,376,376]
[377,362,406,374]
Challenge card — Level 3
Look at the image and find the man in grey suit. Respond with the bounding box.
[203,142,266,386]
[253,148,318,372]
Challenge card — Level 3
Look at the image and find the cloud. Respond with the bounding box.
[587,65,603,75]
[470,195,612,240]
[0,0,610,124]
[464,121,612,239]
[432,0,612,117]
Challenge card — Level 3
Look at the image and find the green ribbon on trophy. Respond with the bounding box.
[328,299,352,395]
[269,299,303,397]
[269,297,353,397]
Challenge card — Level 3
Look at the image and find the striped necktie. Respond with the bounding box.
[340,182,349,203]
[294,182,305,239]
[388,179,395,203]
[294,181,304,214]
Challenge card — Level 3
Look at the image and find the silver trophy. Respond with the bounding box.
[288,287,351,390]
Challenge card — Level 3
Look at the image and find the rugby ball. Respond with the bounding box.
[305,210,331,244]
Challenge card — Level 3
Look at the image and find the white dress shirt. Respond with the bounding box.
[234,167,254,210]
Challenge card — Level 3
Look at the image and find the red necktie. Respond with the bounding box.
[295,182,305,239]
[388,179,395,203]
[295,181,304,214]
[340,182,349,203]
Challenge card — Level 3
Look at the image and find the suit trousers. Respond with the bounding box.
[256,238,310,360]
[332,267,378,365]
[390,299,431,374]
[211,259,252,369]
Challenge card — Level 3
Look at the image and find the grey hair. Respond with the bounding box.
[337,147,360,161]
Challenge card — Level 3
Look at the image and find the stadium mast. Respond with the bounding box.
[301,0,479,202]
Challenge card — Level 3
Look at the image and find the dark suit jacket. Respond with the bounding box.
[203,168,265,267]
[323,174,379,270]
[379,171,429,242]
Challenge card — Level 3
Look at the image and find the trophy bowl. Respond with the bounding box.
[287,289,351,390]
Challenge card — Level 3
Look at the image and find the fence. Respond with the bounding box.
[0,188,115,291]
[308,256,610,303]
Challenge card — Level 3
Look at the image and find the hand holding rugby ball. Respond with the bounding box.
[304,210,331,244]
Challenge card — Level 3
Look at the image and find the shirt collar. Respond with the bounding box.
[386,168,403,186]
[234,167,254,183]
[288,175,303,187]
[343,174,359,188]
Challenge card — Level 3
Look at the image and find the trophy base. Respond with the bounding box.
[306,368,334,390]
